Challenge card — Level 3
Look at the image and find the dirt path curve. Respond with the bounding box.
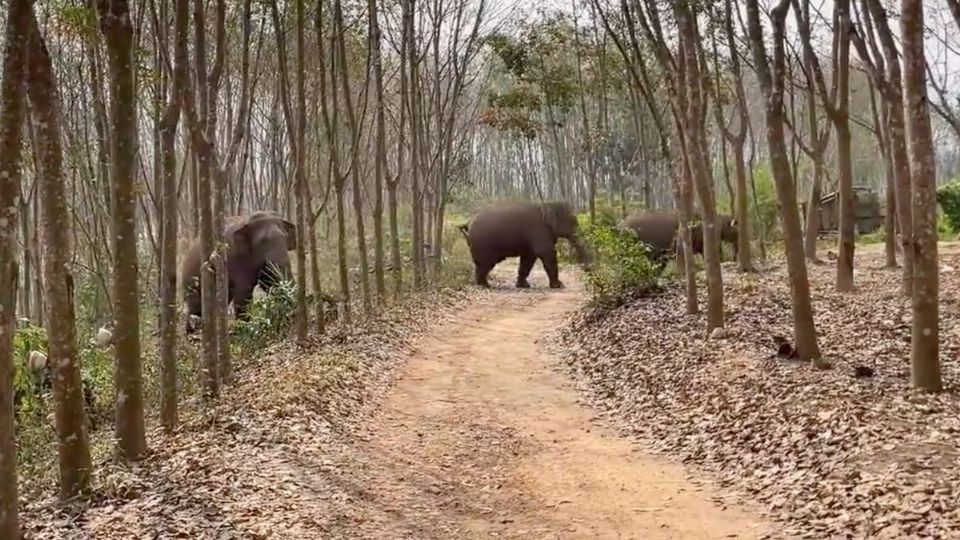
[336,267,770,540]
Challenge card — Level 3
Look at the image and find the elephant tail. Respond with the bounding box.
[456,222,471,247]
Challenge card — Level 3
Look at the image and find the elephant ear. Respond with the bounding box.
[539,201,562,232]
[227,218,254,254]
[280,219,297,251]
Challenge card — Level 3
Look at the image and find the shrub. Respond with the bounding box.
[937,180,960,235]
[750,166,780,244]
[232,279,298,354]
[581,223,658,309]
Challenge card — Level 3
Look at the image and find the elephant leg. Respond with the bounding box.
[232,282,256,320]
[539,249,564,289]
[184,278,202,334]
[475,259,494,287]
[517,253,536,288]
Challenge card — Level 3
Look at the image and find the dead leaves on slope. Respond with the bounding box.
[559,249,960,538]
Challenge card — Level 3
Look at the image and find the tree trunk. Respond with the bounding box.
[864,0,915,296]
[900,0,943,392]
[333,0,371,314]
[732,143,752,271]
[181,0,220,399]
[0,0,29,532]
[209,0,232,383]
[404,0,424,288]
[804,162,824,260]
[677,137,698,316]
[99,0,147,459]
[370,0,387,304]
[746,0,824,366]
[387,180,402,295]
[677,5,723,331]
[26,7,95,494]
[835,118,855,291]
[293,0,309,342]
[159,0,186,430]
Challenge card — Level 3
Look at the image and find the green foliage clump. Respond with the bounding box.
[232,279,299,354]
[750,166,779,243]
[12,325,49,416]
[858,229,886,245]
[936,180,960,237]
[581,223,658,309]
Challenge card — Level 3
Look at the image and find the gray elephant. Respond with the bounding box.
[463,201,590,289]
[620,211,739,263]
[181,210,296,332]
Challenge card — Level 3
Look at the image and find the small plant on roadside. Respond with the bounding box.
[232,277,299,354]
[936,180,960,236]
[581,223,658,309]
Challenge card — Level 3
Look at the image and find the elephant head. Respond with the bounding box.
[541,201,591,267]
[228,210,297,290]
[722,215,740,258]
[688,214,739,260]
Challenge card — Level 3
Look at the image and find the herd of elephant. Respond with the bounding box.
[181,203,739,330]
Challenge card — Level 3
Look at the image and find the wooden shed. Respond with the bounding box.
[817,187,882,235]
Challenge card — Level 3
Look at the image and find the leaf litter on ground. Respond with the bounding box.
[21,284,496,539]
[556,245,960,539]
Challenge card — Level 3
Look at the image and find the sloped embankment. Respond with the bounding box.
[22,286,483,539]
[558,249,960,539]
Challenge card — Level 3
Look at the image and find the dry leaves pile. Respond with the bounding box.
[21,285,486,539]
[558,246,960,539]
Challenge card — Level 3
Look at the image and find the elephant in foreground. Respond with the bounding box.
[181,210,296,333]
[620,211,738,263]
[461,201,590,289]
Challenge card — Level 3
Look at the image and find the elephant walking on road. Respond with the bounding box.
[181,210,296,332]
[462,201,590,289]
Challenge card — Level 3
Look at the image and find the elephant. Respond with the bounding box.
[620,211,738,263]
[181,210,296,333]
[462,200,590,289]
[690,214,739,260]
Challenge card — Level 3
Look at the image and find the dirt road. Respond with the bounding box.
[339,268,769,539]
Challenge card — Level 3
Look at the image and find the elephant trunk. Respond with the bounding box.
[567,234,592,270]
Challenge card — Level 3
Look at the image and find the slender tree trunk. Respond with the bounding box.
[804,162,824,260]
[181,0,219,399]
[746,0,824,365]
[387,179,402,295]
[305,184,325,334]
[208,0,232,382]
[404,0,424,288]
[901,0,942,392]
[159,0,185,430]
[677,5,722,331]
[370,0,387,303]
[315,0,351,320]
[26,7,95,493]
[677,136,698,315]
[293,0,309,342]
[19,194,31,321]
[0,0,29,531]
[732,143,752,270]
[98,0,146,459]
[333,0,371,314]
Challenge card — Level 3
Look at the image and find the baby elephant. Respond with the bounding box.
[463,200,590,289]
[181,210,296,333]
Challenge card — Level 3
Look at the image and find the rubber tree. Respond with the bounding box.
[0,0,29,531]
[792,0,856,292]
[900,0,943,392]
[99,0,147,459]
[745,0,825,366]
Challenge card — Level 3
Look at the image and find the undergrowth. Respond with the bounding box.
[581,222,658,310]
